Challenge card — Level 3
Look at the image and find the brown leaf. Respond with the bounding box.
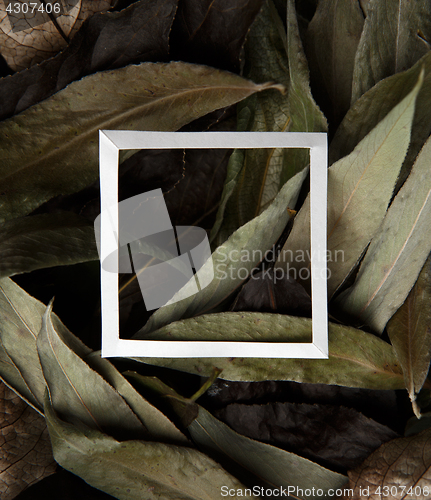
[215,402,398,473]
[344,428,431,499]
[0,381,56,500]
[0,0,114,71]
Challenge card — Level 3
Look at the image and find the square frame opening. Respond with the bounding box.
[99,131,328,358]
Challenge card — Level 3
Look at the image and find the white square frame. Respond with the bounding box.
[99,131,328,358]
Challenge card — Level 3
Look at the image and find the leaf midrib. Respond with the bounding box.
[1,81,266,185]
[45,313,103,432]
[359,185,431,313]
[56,427,225,500]
[327,85,417,241]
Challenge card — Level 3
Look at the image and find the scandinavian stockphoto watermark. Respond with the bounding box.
[216,247,344,282]
[97,130,328,359]
[94,189,214,311]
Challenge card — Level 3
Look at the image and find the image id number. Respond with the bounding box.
[6,2,61,15]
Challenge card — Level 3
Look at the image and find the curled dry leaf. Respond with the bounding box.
[0,382,56,500]
[0,0,114,71]
[38,303,151,440]
[343,428,431,500]
[210,0,294,244]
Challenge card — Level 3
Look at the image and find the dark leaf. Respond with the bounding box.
[231,268,311,317]
[0,212,98,279]
[215,402,398,473]
[189,406,346,498]
[14,469,115,500]
[305,0,365,126]
[118,147,231,230]
[169,0,263,73]
[201,380,401,432]
[0,382,56,500]
[126,373,347,497]
[0,0,178,120]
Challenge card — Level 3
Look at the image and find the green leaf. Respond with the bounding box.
[276,70,423,297]
[0,278,46,412]
[134,313,405,390]
[387,255,431,417]
[141,311,311,342]
[211,0,325,245]
[335,135,431,333]
[85,352,188,444]
[0,61,281,223]
[134,167,307,337]
[44,395,251,500]
[190,407,346,499]
[330,52,431,189]
[305,0,365,124]
[351,0,431,104]
[0,213,98,279]
[120,373,347,498]
[37,303,147,439]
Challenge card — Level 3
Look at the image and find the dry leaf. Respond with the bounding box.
[343,428,431,499]
[0,0,114,71]
[0,381,56,500]
[387,254,431,417]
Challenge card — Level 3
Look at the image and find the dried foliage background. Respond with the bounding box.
[1,0,431,499]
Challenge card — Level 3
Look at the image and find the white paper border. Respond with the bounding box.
[99,131,328,358]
